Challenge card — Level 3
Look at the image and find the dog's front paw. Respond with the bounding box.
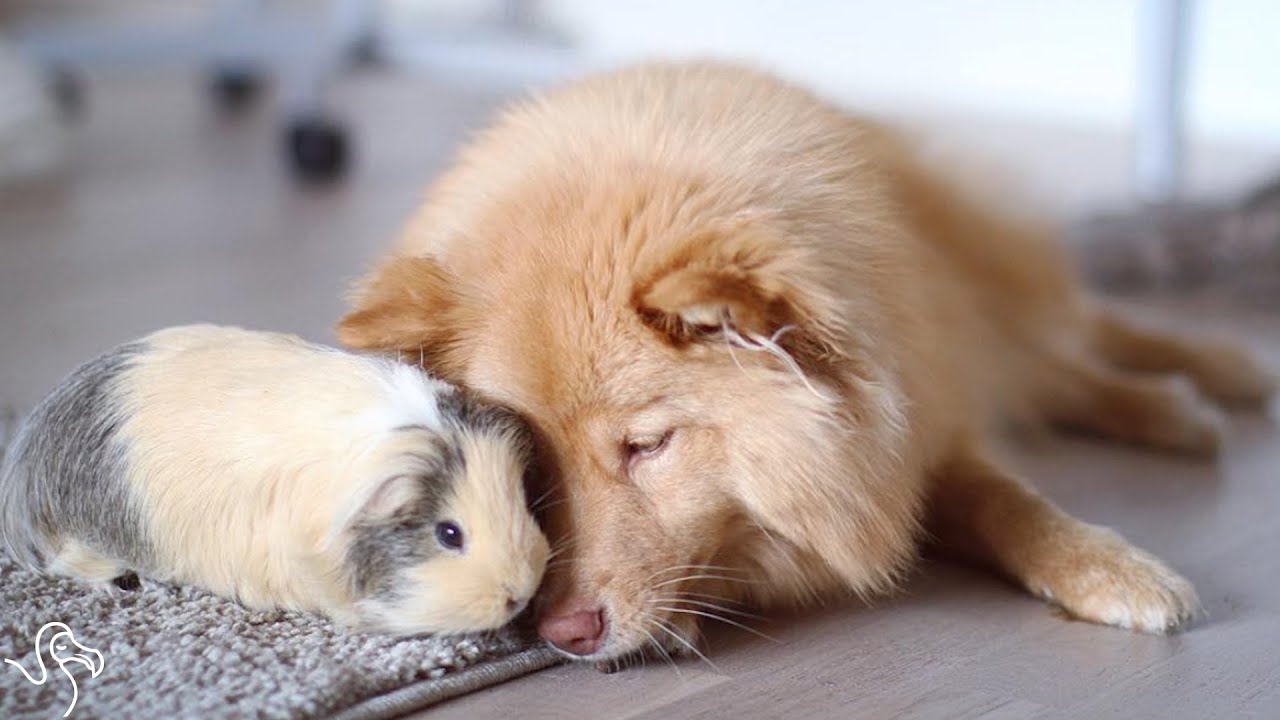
[1030,525,1199,634]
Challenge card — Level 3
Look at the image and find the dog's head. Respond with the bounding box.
[339,175,915,662]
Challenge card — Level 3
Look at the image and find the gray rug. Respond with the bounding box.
[0,557,560,719]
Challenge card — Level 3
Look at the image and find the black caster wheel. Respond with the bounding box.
[210,68,264,112]
[48,67,85,118]
[285,117,351,183]
[349,35,381,67]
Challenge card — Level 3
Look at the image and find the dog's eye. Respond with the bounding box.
[624,430,672,460]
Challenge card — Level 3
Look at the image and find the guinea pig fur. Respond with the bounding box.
[0,324,550,635]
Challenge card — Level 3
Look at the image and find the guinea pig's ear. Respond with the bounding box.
[356,475,423,524]
[337,255,460,369]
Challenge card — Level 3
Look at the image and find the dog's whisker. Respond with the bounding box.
[656,607,780,643]
[643,565,694,583]
[645,564,746,581]
[653,617,720,674]
[652,573,757,589]
[650,596,768,623]
[532,498,568,514]
[669,589,747,605]
[648,597,768,621]
[528,484,558,509]
[549,535,576,552]
[639,623,682,678]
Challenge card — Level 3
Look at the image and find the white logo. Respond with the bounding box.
[4,622,105,717]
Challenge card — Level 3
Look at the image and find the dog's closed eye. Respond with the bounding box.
[624,430,673,461]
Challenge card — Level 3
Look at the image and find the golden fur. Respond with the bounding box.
[339,62,1276,660]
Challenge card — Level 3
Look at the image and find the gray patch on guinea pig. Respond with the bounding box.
[346,434,465,600]
[436,388,540,488]
[437,388,549,517]
[0,342,152,570]
[437,390,532,449]
[439,387,551,514]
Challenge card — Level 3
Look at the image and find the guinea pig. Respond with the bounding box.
[0,324,550,635]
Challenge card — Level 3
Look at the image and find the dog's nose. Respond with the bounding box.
[538,599,607,656]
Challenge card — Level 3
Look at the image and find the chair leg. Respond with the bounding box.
[1134,0,1192,205]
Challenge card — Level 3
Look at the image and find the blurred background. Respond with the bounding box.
[1,0,1277,412]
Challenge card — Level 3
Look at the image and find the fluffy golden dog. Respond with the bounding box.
[338,61,1276,662]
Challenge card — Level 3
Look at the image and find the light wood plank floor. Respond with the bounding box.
[2,70,1276,720]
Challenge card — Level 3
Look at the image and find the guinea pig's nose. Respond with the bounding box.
[506,592,529,616]
[537,597,607,657]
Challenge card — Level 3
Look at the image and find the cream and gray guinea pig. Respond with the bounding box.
[0,325,550,635]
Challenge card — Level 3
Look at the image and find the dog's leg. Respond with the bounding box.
[1090,307,1277,409]
[927,445,1198,633]
[1036,352,1226,456]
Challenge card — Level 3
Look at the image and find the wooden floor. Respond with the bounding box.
[2,70,1277,720]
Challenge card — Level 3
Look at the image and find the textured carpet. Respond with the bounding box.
[0,557,560,719]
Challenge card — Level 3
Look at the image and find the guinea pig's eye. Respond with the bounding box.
[434,521,465,551]
[624,430,673,461]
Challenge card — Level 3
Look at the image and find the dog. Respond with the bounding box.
[338,61,1277,663]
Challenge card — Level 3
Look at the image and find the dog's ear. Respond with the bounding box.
[337,255,458,360]
[637,253,781,341]
[633,223,845,366]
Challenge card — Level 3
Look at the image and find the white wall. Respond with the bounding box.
[541,0,1279,148]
